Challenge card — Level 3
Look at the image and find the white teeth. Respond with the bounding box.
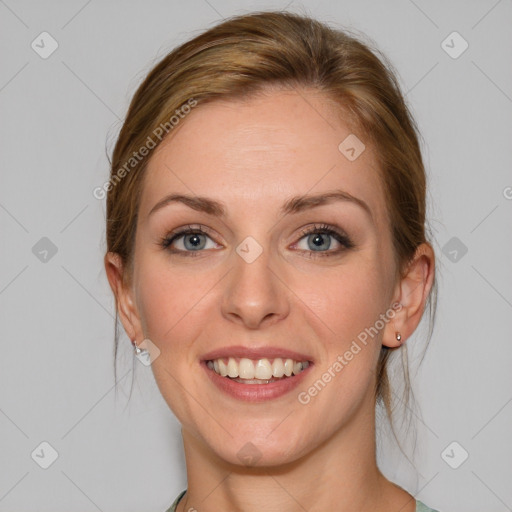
[239,358,255,379]
[272,358,285,378]
[284,358,293,377]
[254,359,273,379]
[227,357,238,378]
[234,378,273,385]
[218,359,228,377]
[208,357,309,380]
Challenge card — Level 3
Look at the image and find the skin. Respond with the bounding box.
[105,88,435,512]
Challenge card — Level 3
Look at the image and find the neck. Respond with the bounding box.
[176,404,413,512]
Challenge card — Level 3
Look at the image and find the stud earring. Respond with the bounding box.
[133,339,147,356]
[396,332,403,345]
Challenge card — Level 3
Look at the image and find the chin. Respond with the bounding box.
[207,427,312,469]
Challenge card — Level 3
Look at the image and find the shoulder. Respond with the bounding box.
[164,489,186,512]
[416,499,441,512]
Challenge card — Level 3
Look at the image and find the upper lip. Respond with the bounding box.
[201,345,314,362]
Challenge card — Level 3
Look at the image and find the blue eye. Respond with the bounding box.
[295,224,354,256]
[161,223,354,257]
[161,226,217,254]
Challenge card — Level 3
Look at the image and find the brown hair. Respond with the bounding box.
[106,11,436,425]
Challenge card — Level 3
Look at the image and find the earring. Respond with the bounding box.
[395,332,403,345]
[133,339,146,355]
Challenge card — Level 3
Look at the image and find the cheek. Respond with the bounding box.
[296,261,387,343]
[133,257,219,357]
[290,257,391,407]
[133,259,220,421]
[296,270,387,403]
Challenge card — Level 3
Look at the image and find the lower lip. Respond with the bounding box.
[201,361,312,402]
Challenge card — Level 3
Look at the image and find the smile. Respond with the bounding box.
[206,357,310,383]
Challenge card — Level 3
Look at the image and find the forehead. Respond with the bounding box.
[140,89,388,227]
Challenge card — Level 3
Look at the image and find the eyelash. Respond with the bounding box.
[160,223,354,258]
[296,223,354,258]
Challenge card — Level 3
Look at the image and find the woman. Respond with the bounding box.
[104,11,438,512]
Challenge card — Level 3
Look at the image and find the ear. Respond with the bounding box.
[104,252,144,344]
[382,243,435,348]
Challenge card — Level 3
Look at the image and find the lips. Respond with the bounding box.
[201,345,314,402]
[201,345,313,363]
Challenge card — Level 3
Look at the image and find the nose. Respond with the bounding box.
[221,245,290,329]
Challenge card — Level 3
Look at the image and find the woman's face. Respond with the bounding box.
[128,89,402,466]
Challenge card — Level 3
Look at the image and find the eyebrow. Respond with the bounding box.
[148,189,373,222]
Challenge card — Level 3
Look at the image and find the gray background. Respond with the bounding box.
[1,0,511,511]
